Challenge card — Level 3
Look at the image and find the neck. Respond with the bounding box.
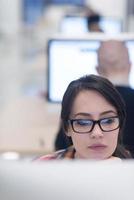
[105,75,130,87]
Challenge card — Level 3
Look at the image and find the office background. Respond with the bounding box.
[0,0,133,160]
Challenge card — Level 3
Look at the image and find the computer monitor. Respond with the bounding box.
[47,39,100,102]
[0,160,134,200]
[47,38,134,103]
[60,16,122,34]
[99,16,122,34]
[60,16,88,33]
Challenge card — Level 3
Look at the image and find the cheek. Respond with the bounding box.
[108,131,119,148]
[71,133,88,147]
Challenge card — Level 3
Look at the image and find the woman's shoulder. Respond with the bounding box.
[35,146,75,161]
[36,149,66,161]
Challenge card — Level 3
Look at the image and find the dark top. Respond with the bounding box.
[116,86,134,152]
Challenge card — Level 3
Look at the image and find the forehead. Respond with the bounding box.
[71,90,117,115]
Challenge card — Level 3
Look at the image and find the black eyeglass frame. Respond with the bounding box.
[68,116,120,134]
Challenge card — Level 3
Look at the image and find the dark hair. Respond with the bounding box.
[87,14,102,32]
[61,74,131,158]
[87,14,101,24]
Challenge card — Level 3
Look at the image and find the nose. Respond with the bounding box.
[90,123,104,138]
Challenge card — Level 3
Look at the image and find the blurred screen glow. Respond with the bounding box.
[60,16,122,34]
[47,39,134,103]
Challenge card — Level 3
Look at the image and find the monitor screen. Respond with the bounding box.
[99,17,122,34]
[60,16,122,34]
[60,16,88,33]
[47,39,134,103]
[47,39,100,102]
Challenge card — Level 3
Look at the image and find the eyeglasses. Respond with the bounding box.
[68,116,120,134]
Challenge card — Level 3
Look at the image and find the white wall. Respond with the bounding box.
[0,0,22,35]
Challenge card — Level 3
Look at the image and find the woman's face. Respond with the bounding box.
[67,90,119,160]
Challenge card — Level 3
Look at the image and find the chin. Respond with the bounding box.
[87,153,108,160]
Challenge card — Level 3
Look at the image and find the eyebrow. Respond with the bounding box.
[73,110,117,118]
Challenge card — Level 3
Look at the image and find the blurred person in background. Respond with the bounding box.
[87,13,103,32]
[96,40,134,157]
[85,7,103,32]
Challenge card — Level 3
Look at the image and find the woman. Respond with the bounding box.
[39,75,131,160]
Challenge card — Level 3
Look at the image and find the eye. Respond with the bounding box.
[74,119,93,126]
[101,117,116,125]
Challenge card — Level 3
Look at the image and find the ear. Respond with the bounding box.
[65,127,72,137]
[65,131,72,137]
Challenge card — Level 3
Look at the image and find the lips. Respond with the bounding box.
[88,144,107,150]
